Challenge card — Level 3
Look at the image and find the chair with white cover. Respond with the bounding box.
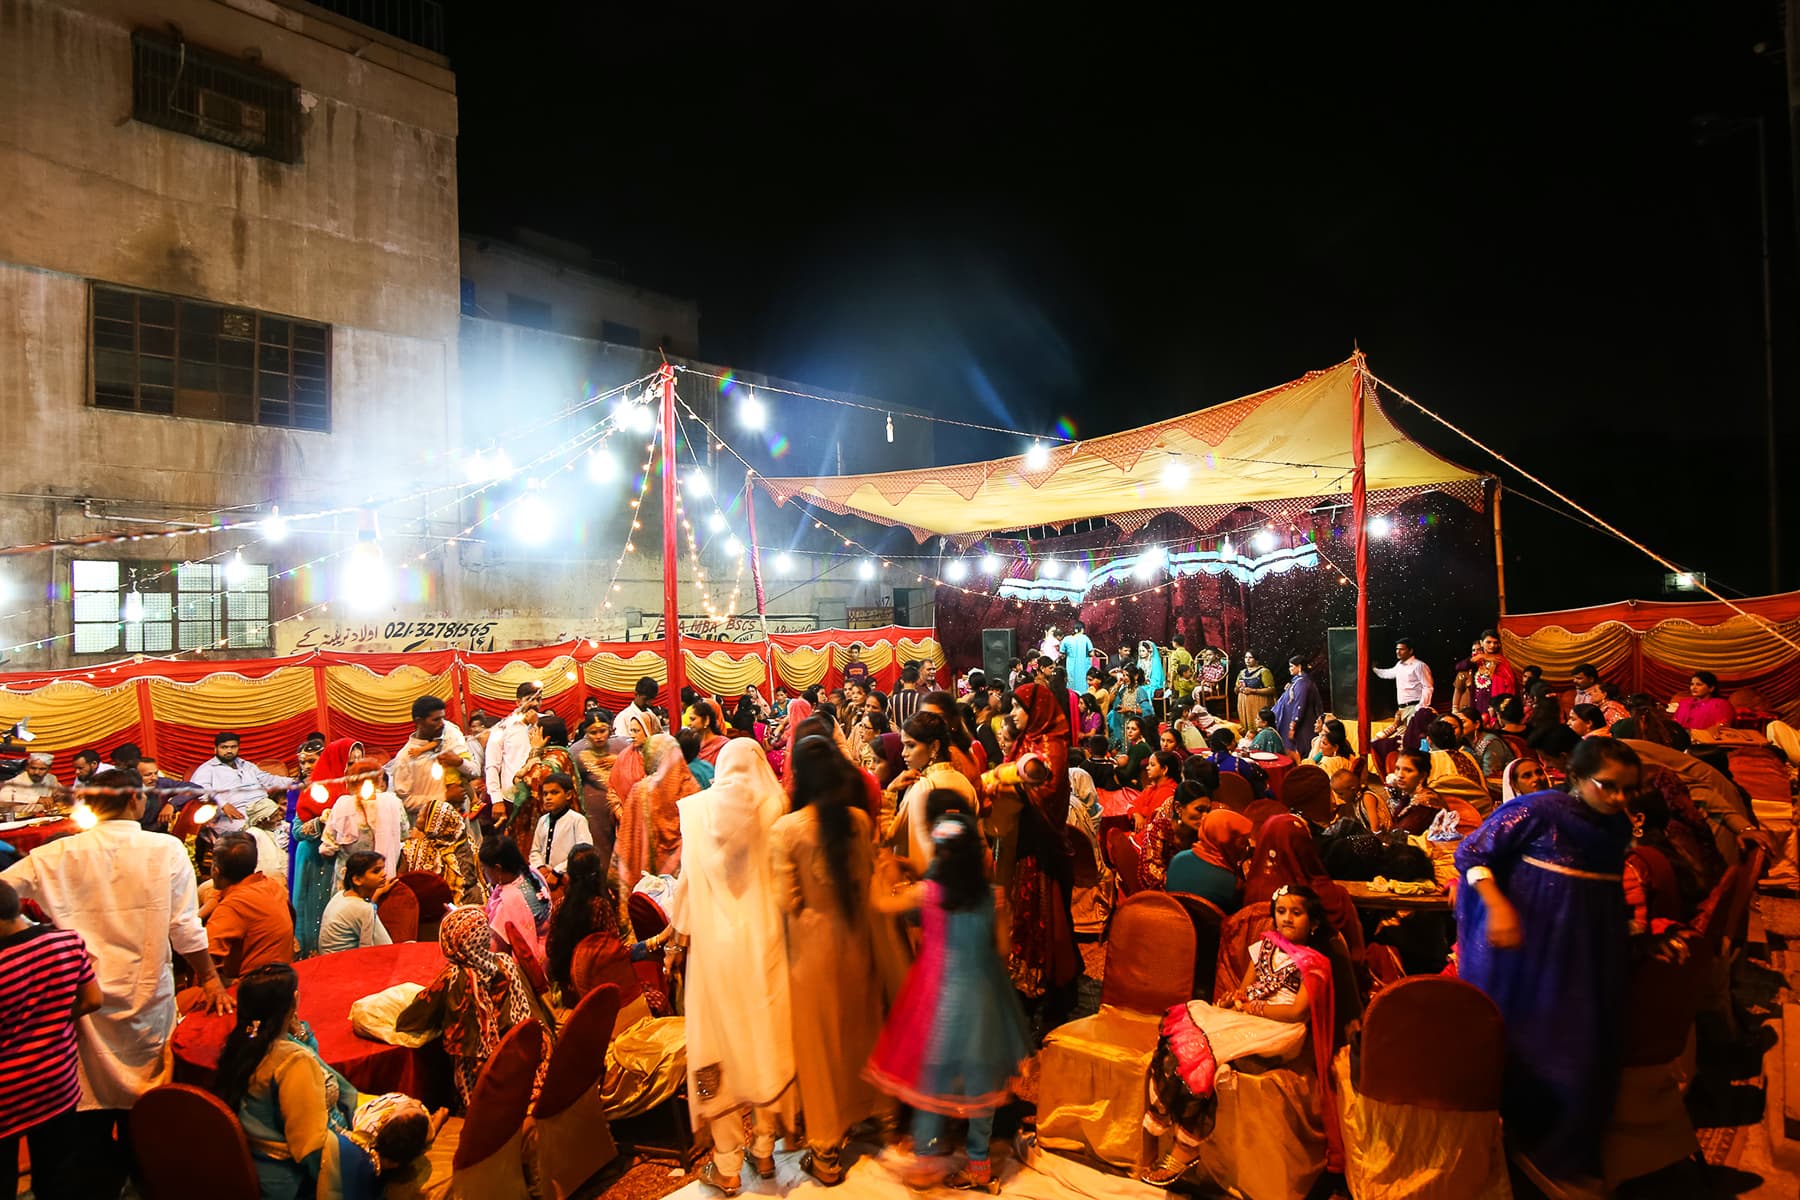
[1035,892,1195,1170]
[1332,975,1511,1199]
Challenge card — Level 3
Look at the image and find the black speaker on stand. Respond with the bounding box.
[1327,625,1390,719]
[980,628,1016,682]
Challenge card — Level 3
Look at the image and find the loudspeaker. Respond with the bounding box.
[981,628,1016,682]
[1327,625,1389,719]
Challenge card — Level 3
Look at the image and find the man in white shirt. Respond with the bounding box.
[389,695,478,820]
[0,751,59,815]
[613,675,660,740]
[2,769,230,1183]
[528,772,592,884]
[1570,663,1602,708]
[1373,638,1434,723]
[483,682,543,814]
[316,850,396,954]
[189,731,293,834]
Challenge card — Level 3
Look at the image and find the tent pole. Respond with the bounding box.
[1492,482,1507,616]
[1351,358,1371,764]
[745,472,774,698]
[659,363,685,706]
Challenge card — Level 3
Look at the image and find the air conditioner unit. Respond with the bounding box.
[196,88,268,150]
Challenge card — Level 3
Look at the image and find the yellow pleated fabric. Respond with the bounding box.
[324,665,453,725]
[467,657,579,706]
[0,680,141,750]
[148,667,316,727]
[1034,1006,1163,1171]
[582,652,667,695]
[1498,624,1636,680]
[1331,1046,1512,1200]
[770,645,830,691]
[831,641,894,673]
[682,649,765,696]
[897,635,947,672]
[1641,616,1800,676]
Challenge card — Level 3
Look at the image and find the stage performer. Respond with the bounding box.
[1456,629,1519,722]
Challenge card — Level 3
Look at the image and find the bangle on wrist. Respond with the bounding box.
[1464,865,1494,886]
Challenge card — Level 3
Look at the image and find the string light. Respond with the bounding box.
[262,506,288,543]
[945,559,967,582]
[885,413,894,443]
[980,554,1000,574]
[739,390,766,430]
[1024,440,1049,471]
[686,470,710,497]
[1251,528,1277,554]
[859,560,875,580]
[1367,515,1393,538]
[1161,459,1191,489]
[340,536,392,613]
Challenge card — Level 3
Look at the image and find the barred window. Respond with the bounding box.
[131,30,302,163]
[91,283,330,430]
[71,559,272,656]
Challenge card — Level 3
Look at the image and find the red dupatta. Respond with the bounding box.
[1260,929,1343,1171]
[1009,682,1072,828]
[298,736,360,821]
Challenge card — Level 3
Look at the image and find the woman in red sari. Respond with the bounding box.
[686,699,730,764]
[993,682,1078,1017]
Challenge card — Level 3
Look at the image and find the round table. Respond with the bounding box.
[173,942,452,1104]
[1341,879,1454,913]
[0,817,78,856]
[1248,753,1294,800]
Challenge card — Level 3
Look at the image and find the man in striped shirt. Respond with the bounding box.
[0,878,103,1199]
[890,661,924,728]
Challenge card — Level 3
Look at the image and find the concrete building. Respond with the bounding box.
[0,0,930,669]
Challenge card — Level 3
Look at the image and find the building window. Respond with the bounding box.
[72,559,273,655]
[130,30,302,163]
[601,320,640,347]
[91,283,330,430]
[507,294,552,330]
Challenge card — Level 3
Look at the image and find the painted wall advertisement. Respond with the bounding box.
[275,614,820,655]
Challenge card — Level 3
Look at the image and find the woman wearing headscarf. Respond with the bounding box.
[771,737,888,1185]
[397,788,482,905]
[398,907,539,1111]
[687,699,731,764]
[1215,813,1364,1009]
[1500,757,1547,804]
[1140,780,1209,892]
[668,738,797,1192]
[506,713,575,860]
[768,696,812,782]
[291,738,360,956]
[617,732,698,889]
[322,754,407,890]
[1166,808,1254,910]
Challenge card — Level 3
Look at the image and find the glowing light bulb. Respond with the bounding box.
[512,493,552,545]
[224,551,251,589]
[945,560,968,582]
[686,470,710,496]
[488,451,514,480]
[886,413,894,443]
[340,539,392,612]
[740,390,766,429]
[429,761,444,780]
[1220,538,1235,559]
[310,782,328,805]
[1039,559,1061,579]
[463,452,489,483]
[859,559,876,580]
[359,780,375,800]
[1070,567,1089,587]
[1367,515,1392,538]
[708,512,727,533]
[123,591,145,623]
[1161,460,1190,489]
[724,536,743,557]
[774,551,793,572]
[1251,529,1276,554]
[630,405,657,433]
[1023,440,1049,471]
[586,451,617,483]
[262,506,288,543]
[72,802,98,830]
[1134,546,1166,579]
[190,802,219,826]
[981,554,1000,574]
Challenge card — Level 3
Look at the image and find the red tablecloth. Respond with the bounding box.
[0,817,78,855]
[173,942,452,1104]
[1250,754,1294,801]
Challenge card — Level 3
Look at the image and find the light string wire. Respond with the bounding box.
[1368,368,1800,656]
[2,410,628,661]
[596,422,663,614]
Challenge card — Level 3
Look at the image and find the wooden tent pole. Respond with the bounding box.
[1351,358,1371,765]
[1492,482,1508,616]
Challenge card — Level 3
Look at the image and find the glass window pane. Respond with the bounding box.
[260,317,290,344]
[94,318,136,351]
[139,386,175,414]
[72,560,120,590]
[75,623,120,654]
[93,288,135,321]
[95,348,136,385]
[138,296,175,326]
[178,620,214,649]
[127,621,174,654]
[227,619,269,649]
[73,592,120,622]
[178,562,217,591]
[140,593,173,621]
[139,326,174,357]
[176,593,216,622]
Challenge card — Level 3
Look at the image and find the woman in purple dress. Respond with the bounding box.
[1454,736,1638,1185]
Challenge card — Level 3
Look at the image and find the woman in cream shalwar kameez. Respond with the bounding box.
[669,738,797,1193]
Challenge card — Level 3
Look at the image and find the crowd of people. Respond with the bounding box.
[0,624,1793,1198]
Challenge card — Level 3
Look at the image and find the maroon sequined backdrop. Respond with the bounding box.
[931,495,1496,705]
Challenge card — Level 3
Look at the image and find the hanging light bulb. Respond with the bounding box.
[859,559,876,580]
[1134,545,1166,579]
[309,782,328,805]
[630,404,657,433]
[945,559,968,582]
[358,779,375,800]
[429,761,444,780]
[224,551,251,589]
[686,470,711,496]
[724,536,744,557]
[1023,440,1049,471]
[262,505,288,543]
[340,536,392,612]
[123,590,145,624]
[72,801,98,830]
[512,492,552,545]
[1039,559,1061,579]
[586,450,617,483]
[774,551,793,572]
[708,512,727,533]
[886,413,894,443]
[488,450,514,480]
[462,451,489,483]
[1161,459,1191,489]
[981,554,1000,574]
[1220,537,1236,559]
[740,390,766,429]
[1251,529,1277,554]
[1070,566,1090,588]
[1367,515,1393,538]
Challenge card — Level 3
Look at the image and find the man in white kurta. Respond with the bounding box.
[665,739,796,1192]
[1,770,230,1159]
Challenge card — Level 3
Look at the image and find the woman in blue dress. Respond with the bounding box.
[1270,656,1324,753]
[292,737,361,957]
[1454,735,1637,1185]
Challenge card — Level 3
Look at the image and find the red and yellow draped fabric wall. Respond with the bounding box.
[0,626,942,779]
[1499,592,1800,721]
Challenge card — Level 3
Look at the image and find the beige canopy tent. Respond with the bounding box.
[755,353,1490,757]
[756,356,1485,542]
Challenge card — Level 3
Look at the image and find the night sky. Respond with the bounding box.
[449,3,1797,614]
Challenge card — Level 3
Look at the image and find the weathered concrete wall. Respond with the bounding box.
[460,235,700,356]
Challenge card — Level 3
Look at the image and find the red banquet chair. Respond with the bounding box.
[406,1019,545,1199]
[1212,770,1254,812]
[1166,891,1227,1003]
[396,870,455,918]
[570,930,645,1006]
[1107,828,1144,897]
[131,1084,259,1200]
[376,882,420,943]
[627,892,674,1015]
[530,984,624,1198]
